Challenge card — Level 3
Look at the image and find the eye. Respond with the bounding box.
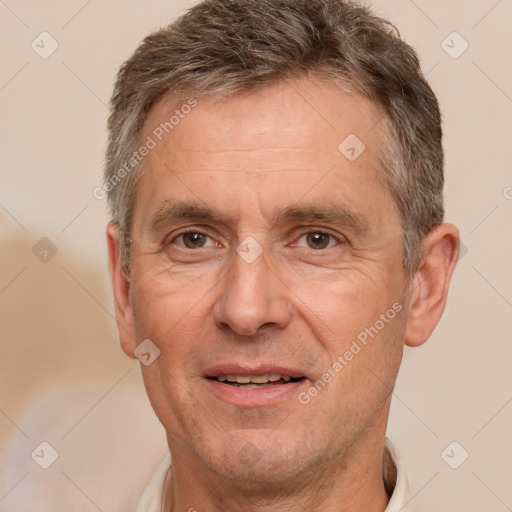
[173,232,216,249]
[297,231,338,250]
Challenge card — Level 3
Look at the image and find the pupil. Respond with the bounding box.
[308,232,329,249]
[185,233,205,248]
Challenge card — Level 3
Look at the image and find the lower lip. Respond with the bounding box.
[205,378,306,407]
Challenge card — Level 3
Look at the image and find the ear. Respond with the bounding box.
[106,222,137,359]
[404,223,460,347]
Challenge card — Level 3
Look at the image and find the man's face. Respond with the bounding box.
[126,79,409,487]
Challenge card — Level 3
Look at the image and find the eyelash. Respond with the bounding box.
[166,228,344,250]
[166,229,220,248]
[294,230,342,250]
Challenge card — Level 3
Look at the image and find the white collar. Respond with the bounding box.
[135,438,410,512]
[383,438,411,512]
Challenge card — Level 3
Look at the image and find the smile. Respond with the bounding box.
[204,367,308,406]
[212,374,303,388]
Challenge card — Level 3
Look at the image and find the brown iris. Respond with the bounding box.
[183,232,208,248]
[306,232,330,249]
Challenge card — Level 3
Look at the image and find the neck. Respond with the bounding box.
[165,424,392,512]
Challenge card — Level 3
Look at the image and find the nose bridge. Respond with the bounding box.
[214,244,291,336]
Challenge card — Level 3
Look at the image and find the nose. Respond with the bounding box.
[213,247,292,336]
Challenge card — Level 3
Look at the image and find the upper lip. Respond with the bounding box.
[204,364,307,379]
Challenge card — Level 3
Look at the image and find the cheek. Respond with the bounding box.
[310,302,406,427]
[289,271,400,345]
[130,275,214,431]
[131,260,216,323]
[129,267,218,372]
[288,269,407,401]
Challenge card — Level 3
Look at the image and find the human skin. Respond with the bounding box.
[107,78,459,511]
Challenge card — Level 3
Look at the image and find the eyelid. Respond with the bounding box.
[163,225,346,249]
[165,226,220,246]
[288,227,346,247]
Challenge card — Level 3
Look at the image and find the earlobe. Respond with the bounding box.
[404,223,460,348]
[106,222,138,359]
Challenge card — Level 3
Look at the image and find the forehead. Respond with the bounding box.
[143,79,384,163]
[134,78,396,231]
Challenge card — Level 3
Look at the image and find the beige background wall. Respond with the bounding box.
[1,0,511,510]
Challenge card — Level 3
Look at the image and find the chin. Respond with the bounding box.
[196,431,332,494]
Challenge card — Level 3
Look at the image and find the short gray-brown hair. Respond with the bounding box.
[105,0,444,275]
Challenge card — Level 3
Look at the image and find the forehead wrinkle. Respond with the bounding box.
[146,199,372,235]
[144,196,373,242]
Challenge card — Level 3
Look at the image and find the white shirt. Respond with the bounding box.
[135,438,410,512]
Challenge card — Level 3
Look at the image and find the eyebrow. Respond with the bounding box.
[148,201,223,232]
[147,200,371,237]
[273,202,371,236]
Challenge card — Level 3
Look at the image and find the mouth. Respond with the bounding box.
[204,366,308,406]
[208,374,305,389]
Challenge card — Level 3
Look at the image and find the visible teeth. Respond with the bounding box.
[217,374,294,384]
[251,375,271,384]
